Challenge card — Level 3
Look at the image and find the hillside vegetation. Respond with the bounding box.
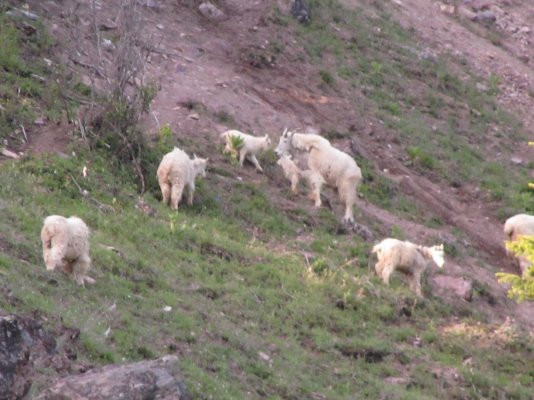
[1,1,533,399]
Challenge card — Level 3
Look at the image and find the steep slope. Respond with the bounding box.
[1,0,533,398]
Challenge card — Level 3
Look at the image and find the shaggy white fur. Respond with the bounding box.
[275,129,362,223]
[276,154,325,207]
[503,213,534,276]
[41,215,94,286]
[157,147,208,210]
[220,130,271,172]
[371,238,445,297]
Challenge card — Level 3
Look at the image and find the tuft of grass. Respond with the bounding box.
[319,69,335,86]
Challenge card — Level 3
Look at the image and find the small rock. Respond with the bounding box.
[457,5,477,20]
[188,113,200,120]
[431,366,463,385]
[476,82,488,91]
[98,21,118,31]
[102,39,115,50]
[156,24,164,30]
[198,2,225,21]
[510,157,523,165]
[34,118,46,126]
[163,306,172,312]
[258,351,271,363]
[474,10,496,24]
[432,275,473,301]
[439,3,455,14]
[290,0,310,24]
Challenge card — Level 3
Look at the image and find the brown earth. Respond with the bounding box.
[6,0,534,330]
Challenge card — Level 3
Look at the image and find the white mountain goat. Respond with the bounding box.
[157,147,208,210]
[40,215,95,286]
[276,154,325,207]
[220,130,271,172]
[503,213,534,276]
[275,129,362,223]
[371,238,445,297]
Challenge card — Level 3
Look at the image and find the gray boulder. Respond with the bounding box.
[291,0,310,24]
[37,355,191,400]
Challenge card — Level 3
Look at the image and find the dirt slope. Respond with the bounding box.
[12,0,534,329]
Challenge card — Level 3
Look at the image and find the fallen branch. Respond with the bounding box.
[78,118,88,141]
[337,257,359,270]
[6,8,39,20]
[31,73,46,82]
[71,58,105,78]
[139,43,203,68]
[19,124,28,143]
[98,244,123,256]
[1,148,20,159]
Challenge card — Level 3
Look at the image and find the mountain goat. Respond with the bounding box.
[503,213,534,276]
[275,129,362,223]
[157,147,208,210]
[220,130,271,172]
[276,154,325,207]
[40,215,94,286]
[371,238,445,297]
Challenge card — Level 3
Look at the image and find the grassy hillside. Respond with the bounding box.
[1,1,533,399]
[2,151,533,399]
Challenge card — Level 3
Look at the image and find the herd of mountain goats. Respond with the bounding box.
[40,129,533,297]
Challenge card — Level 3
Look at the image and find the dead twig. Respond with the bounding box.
[337,257,359,270]
[98,244,123,257]
[139,42,204,68]
[78,118,87,141]
[19,124,28,143]
[71,58,105,78]
[31,73,46,82]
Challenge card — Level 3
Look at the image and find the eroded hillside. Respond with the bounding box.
[1,0,533,399]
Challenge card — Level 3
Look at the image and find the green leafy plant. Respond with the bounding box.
[496,236,534,302]
[222,134,245,163]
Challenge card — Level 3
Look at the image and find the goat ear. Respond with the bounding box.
[282,127,288,137]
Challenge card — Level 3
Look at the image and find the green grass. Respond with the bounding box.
[1,1,534,398]
[0,11,84,142]
[1,153,533,399]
